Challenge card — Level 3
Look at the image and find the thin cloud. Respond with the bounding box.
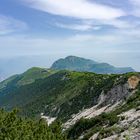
[0,15,28,35]
[55,18,137,32]
[55,22,101,31]
[21,0,137,31]
[129,0,140,17]
[22,0,125,20]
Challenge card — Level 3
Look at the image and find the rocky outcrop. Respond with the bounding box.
[128,76,140,89]
[41,113,56,125]
[89,109,140,140]
[64,75,140,130]
[99,83,130,107]
[99,75,140,107]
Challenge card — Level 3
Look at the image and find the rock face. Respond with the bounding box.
[64,75,140,140]
[98,109,140,140]
[128,76,140,89]
[99,84,130,107]
[64,80,134,129]
[99,75,140,107]
[64,76,139,130]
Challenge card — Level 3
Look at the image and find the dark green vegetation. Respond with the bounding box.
[0,68,138,122]
[51,56,135,74]
[67,112,119,140]
[0,67,130,121]
[0,109,66,140]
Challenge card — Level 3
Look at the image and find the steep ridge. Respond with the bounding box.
[65,75,140,140]
[51,56,135,74]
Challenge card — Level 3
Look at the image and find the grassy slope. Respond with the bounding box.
[17,67,56,86]
[0,67,56,107]
[0,67,56,89]
[0,74,19,90]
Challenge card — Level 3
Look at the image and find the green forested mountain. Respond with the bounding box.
[51,56,97,72]
[51,56,135,74]
[0,68,139,120]
[0,68,140,140]
[0,69,117,119]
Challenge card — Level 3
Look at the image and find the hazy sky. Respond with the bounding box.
[0,0,140,71]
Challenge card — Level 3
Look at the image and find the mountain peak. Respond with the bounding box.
[65,55,77,59]
[51,56,135,74]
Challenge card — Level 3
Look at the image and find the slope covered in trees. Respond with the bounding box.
[0,70,118,119]
[0,109,66,140]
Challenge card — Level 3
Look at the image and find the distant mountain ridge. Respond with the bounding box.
[51,56,135,74]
